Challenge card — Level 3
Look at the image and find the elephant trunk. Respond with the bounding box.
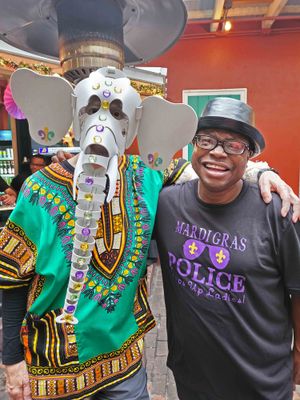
[56,127,119,324]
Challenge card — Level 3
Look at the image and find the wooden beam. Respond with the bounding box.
[210,0,225,32]
[262,0,289,29]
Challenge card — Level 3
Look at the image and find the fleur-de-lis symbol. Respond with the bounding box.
[148,152,163,167]
[189,241,198,255]
[216,249,226,264]
[38,127,55,142]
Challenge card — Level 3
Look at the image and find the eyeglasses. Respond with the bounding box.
[194,134,250,155]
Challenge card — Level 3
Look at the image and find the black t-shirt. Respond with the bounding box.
[10,171,31,194]
[154,180,300,400]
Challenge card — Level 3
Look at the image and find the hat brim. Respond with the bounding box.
[197,116,265,157]
[0,0,186,65]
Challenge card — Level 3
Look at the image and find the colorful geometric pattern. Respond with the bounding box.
[83,156,152,313]
[25,309,146,399]
[0,220,37,288]
[22,164,75,262]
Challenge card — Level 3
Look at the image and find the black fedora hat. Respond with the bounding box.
[197,97,265,156]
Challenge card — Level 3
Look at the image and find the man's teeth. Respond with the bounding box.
[205,163,227,171]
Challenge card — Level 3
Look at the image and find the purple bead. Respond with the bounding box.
[103,90,111,98]
[96,125,104,132]
[75,271,84,280]
[82,228,91,236]
[66,305,75,313]
[85,177,94,185]
[148,154,154,163]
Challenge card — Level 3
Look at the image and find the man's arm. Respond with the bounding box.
[258,172,300,223]
[244,160,300,222]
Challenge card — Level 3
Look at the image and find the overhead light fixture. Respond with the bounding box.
[224,20,232,31]
[222,0,233,32]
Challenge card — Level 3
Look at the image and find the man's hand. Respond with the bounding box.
[293,390,300,400]
[5,361,31,399]
[51,150,73,163]
[0,193,16,206]
[258,171,300,222]
[0,187,17,206]
[294,348,300,386]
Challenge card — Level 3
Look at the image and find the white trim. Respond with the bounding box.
[182,88,247,160]
[124,66,167,85]
[182,141,190,161]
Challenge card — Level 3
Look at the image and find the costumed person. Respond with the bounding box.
[154,97,300,400]
[10,155,47,194]
[0,2,197,398]
[0,2,299,400]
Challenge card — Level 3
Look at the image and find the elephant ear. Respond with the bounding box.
[10,68,74,146]
[137,96,198,170]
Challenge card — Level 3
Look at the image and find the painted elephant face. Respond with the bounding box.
[73,68,141,158]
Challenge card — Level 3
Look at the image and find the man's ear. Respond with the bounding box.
[10,68,74,146]
[136,96,198,170]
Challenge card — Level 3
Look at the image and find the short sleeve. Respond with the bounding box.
[0,191,37,289]
[278,220,300,294]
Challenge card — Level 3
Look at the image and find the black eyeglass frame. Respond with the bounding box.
[193,134,251,155]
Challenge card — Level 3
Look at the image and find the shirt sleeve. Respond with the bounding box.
[10,173,28,194]
[0,190,37,289]
[163,158,190,186]
[278,219,300,294]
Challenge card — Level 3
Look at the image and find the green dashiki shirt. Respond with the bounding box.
[0,155,188,400]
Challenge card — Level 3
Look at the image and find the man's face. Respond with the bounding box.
[30,157,46,173]
[191,129,251,201]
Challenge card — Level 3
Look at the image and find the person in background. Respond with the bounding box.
[0,155,47,205]
[11,154,47,194]
[0,175,16,208]
[154,97,300,400]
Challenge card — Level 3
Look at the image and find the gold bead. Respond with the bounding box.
[84,193,93,201]
[80,243,89,251]
[102,101,110,110]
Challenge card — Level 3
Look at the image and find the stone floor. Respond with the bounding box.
[145,264,178,400]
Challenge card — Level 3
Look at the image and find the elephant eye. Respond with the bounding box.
[85,95,101,115]
[110,99,127,121]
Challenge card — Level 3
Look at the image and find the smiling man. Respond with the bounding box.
[154,97,300,400]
